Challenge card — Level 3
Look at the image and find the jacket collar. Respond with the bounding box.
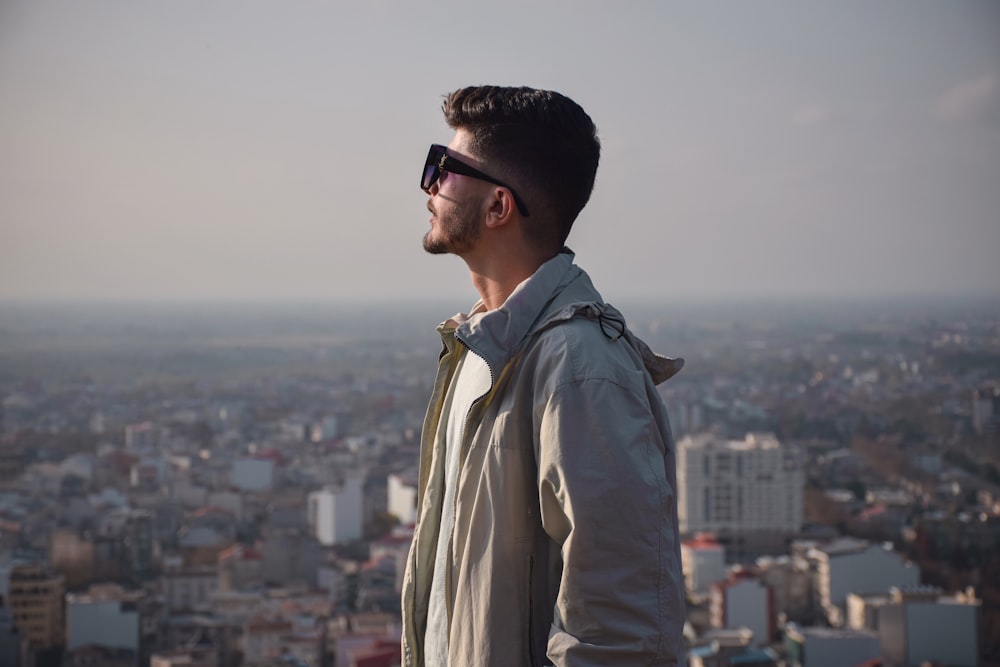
[439,249,577,373]
[439,248,683,385]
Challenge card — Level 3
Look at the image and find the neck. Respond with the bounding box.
[465,245,556,311]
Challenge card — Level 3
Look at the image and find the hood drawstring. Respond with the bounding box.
[596,305,626,341]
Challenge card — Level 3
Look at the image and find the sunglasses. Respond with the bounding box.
[421,144,530,216]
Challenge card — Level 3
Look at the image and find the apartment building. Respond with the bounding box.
[848,586,980,667]
[783,625,880,667]
[710,570,776,646]
[809,538,919,623]
[681,533,726,596]
[678,432,804,560]
[308,478,363,546]
[7,564,64,654]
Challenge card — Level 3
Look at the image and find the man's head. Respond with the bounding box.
[425,86,601,255]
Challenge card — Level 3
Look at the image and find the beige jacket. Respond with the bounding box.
[401,251,685,666]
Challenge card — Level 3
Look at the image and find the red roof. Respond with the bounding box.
[353,641,401,667]
[192,506,234,518]
[857,504,888,522]
[683,532,722,550]
[218,544,263,561]
[255,448,285,465]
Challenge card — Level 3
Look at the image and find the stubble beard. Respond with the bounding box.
[422,198,482,256]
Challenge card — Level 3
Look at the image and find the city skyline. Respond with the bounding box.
[1,1,998,304]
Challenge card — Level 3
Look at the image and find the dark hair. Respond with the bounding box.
[442,86,601,250]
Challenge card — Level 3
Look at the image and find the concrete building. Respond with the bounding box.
[232,458,275,492]
[64,644,136,666]
[849,586,980,667]
[682,533,727,596]
[330,613,403,667]
[783,625,880,667]
[125,509,156,578]
[688,643,779,667]
[308,478,363,546]
[50,529,97,588]
[159,615,238,667]
[0,598,26,667]
[678,432,804,561]
[317,565,344,602]
[66,585,142,657]
[125,421,157,450]
[242,614,326,666]
[756,556,814,625]
[7,564,64,655]
[242,617,293,665]
[972,383,1000,435]
[163,565,220,613]
[150,649,216,667]
[207,589,266,624]
[207,490,243,521]
[369,527,414,596]
[259,528,324,587]
[386,472,418,526]
[710,570,776,646]
[310,415,340,443]
[679,433,804,534]
[809,538,920,624]
[218,544,264,592]
[846,591,889,633]
[0,435,24,483]
[63,507,156,581]
[130,456,167,490]
[671,400,705,437]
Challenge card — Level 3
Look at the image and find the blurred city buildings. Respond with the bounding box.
[0,298,996,666]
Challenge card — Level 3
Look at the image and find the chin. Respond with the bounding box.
[422,233,449,255]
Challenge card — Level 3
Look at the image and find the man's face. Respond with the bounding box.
[422,130,490,256]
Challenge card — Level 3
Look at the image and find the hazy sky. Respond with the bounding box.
[1,1,998,305]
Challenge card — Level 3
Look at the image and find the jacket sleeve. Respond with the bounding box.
[536,371,685,667]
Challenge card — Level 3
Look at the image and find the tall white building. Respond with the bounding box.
[678,432,804,535]
[308,478,363,546]
[387,472,418,525]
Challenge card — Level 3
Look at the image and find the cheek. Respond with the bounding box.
[437,172,452,191]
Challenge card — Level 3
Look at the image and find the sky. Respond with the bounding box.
[1,1,998,305]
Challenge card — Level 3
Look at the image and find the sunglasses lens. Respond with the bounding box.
[422,162,439,192]
[422,146,446,192]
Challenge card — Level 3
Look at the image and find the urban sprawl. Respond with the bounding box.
[0,299,997,667]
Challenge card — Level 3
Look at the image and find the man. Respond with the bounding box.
[401,86,685,667]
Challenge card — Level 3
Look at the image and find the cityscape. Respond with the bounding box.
[0,295,997,667]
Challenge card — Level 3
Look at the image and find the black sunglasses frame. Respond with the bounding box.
[421,144,530,216]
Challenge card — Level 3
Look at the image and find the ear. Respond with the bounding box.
[484,187,518,229]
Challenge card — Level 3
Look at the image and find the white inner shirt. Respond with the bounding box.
[424,343,492,666]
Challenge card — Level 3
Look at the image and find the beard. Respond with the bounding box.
[423,197,482,256]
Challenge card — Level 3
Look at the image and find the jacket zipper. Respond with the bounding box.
[444,341,496,633]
